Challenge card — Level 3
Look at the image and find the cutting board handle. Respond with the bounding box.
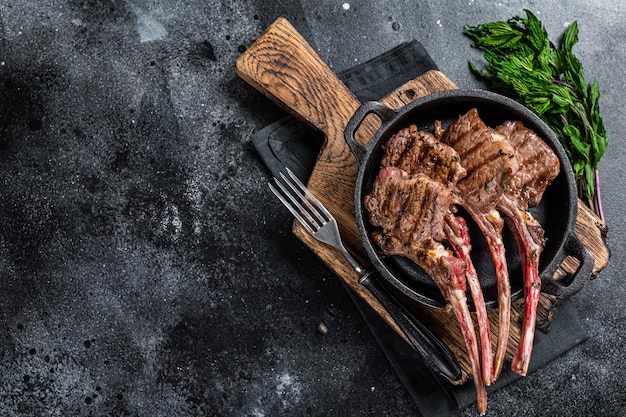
[235,18,361,141]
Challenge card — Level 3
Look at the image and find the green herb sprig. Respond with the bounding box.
[464,10,608,221]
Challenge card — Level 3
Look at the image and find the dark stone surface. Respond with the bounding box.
[0,1,624,416]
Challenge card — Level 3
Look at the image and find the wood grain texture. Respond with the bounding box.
[236,18,610,382]
[555,201,610,279]
[236,17,369,247]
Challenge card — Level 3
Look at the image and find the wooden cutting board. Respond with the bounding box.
[236,17,610,381]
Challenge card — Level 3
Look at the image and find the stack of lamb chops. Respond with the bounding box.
[363,109,559,414]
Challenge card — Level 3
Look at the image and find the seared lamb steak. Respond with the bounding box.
[365,162,488,414]
[438,108,519,382]
[364,168,462,291]
[364,111,559,413]
[365,169,446,245]
[379,125,494,385]
[496,120,560,208]
[380,125,465,188]
[495,120,560,376]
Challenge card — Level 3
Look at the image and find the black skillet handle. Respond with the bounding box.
[359,271,462,382]
[541,232,594,299]
[344,101,396,164]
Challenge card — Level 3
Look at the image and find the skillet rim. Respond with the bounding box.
[351,89,578,309]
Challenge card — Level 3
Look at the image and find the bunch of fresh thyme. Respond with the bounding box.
[465,10,607,221]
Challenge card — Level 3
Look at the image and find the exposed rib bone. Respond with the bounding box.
[438,110,519,382]
[495,120,560,376]
[444,213,494,385]
[365,167,488,414]
[377,126,494,386]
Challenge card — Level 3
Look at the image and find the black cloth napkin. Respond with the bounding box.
[252,40,589,415]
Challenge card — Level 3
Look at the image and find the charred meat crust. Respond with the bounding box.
[363,108,560,412]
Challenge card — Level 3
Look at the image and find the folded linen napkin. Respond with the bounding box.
[252,40,589,415]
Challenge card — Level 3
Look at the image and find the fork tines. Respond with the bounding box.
[269,169,332,235]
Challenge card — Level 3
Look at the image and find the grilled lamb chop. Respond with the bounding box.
[380,126,494,384]
[364,166,487,414]
[438,109,519,383]
[380,125,464,189]
[495,120,560,376]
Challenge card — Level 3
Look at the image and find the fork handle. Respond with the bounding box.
[337,246,367,275]
[359,271,462,382]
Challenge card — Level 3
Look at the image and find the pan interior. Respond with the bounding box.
[359,93,573,309]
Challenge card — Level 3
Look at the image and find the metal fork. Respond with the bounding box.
[269,168,462,383]
[269,169,365,275]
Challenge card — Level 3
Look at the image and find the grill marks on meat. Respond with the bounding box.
[495,121,560,375]
[368,131,488,414]
[380,125,494,386]
[496,121,560,209]
[380,125,466,188]
[365,167,450,248]
[438,109,518,382]
[364,168,466,297]
[365,112,559,414]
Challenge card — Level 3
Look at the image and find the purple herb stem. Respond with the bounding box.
[552,78,592,122]
[551,78,577,92]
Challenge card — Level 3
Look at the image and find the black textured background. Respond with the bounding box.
[0,1,624,416]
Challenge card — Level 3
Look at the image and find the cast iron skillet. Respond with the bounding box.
[344,89,594,309]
